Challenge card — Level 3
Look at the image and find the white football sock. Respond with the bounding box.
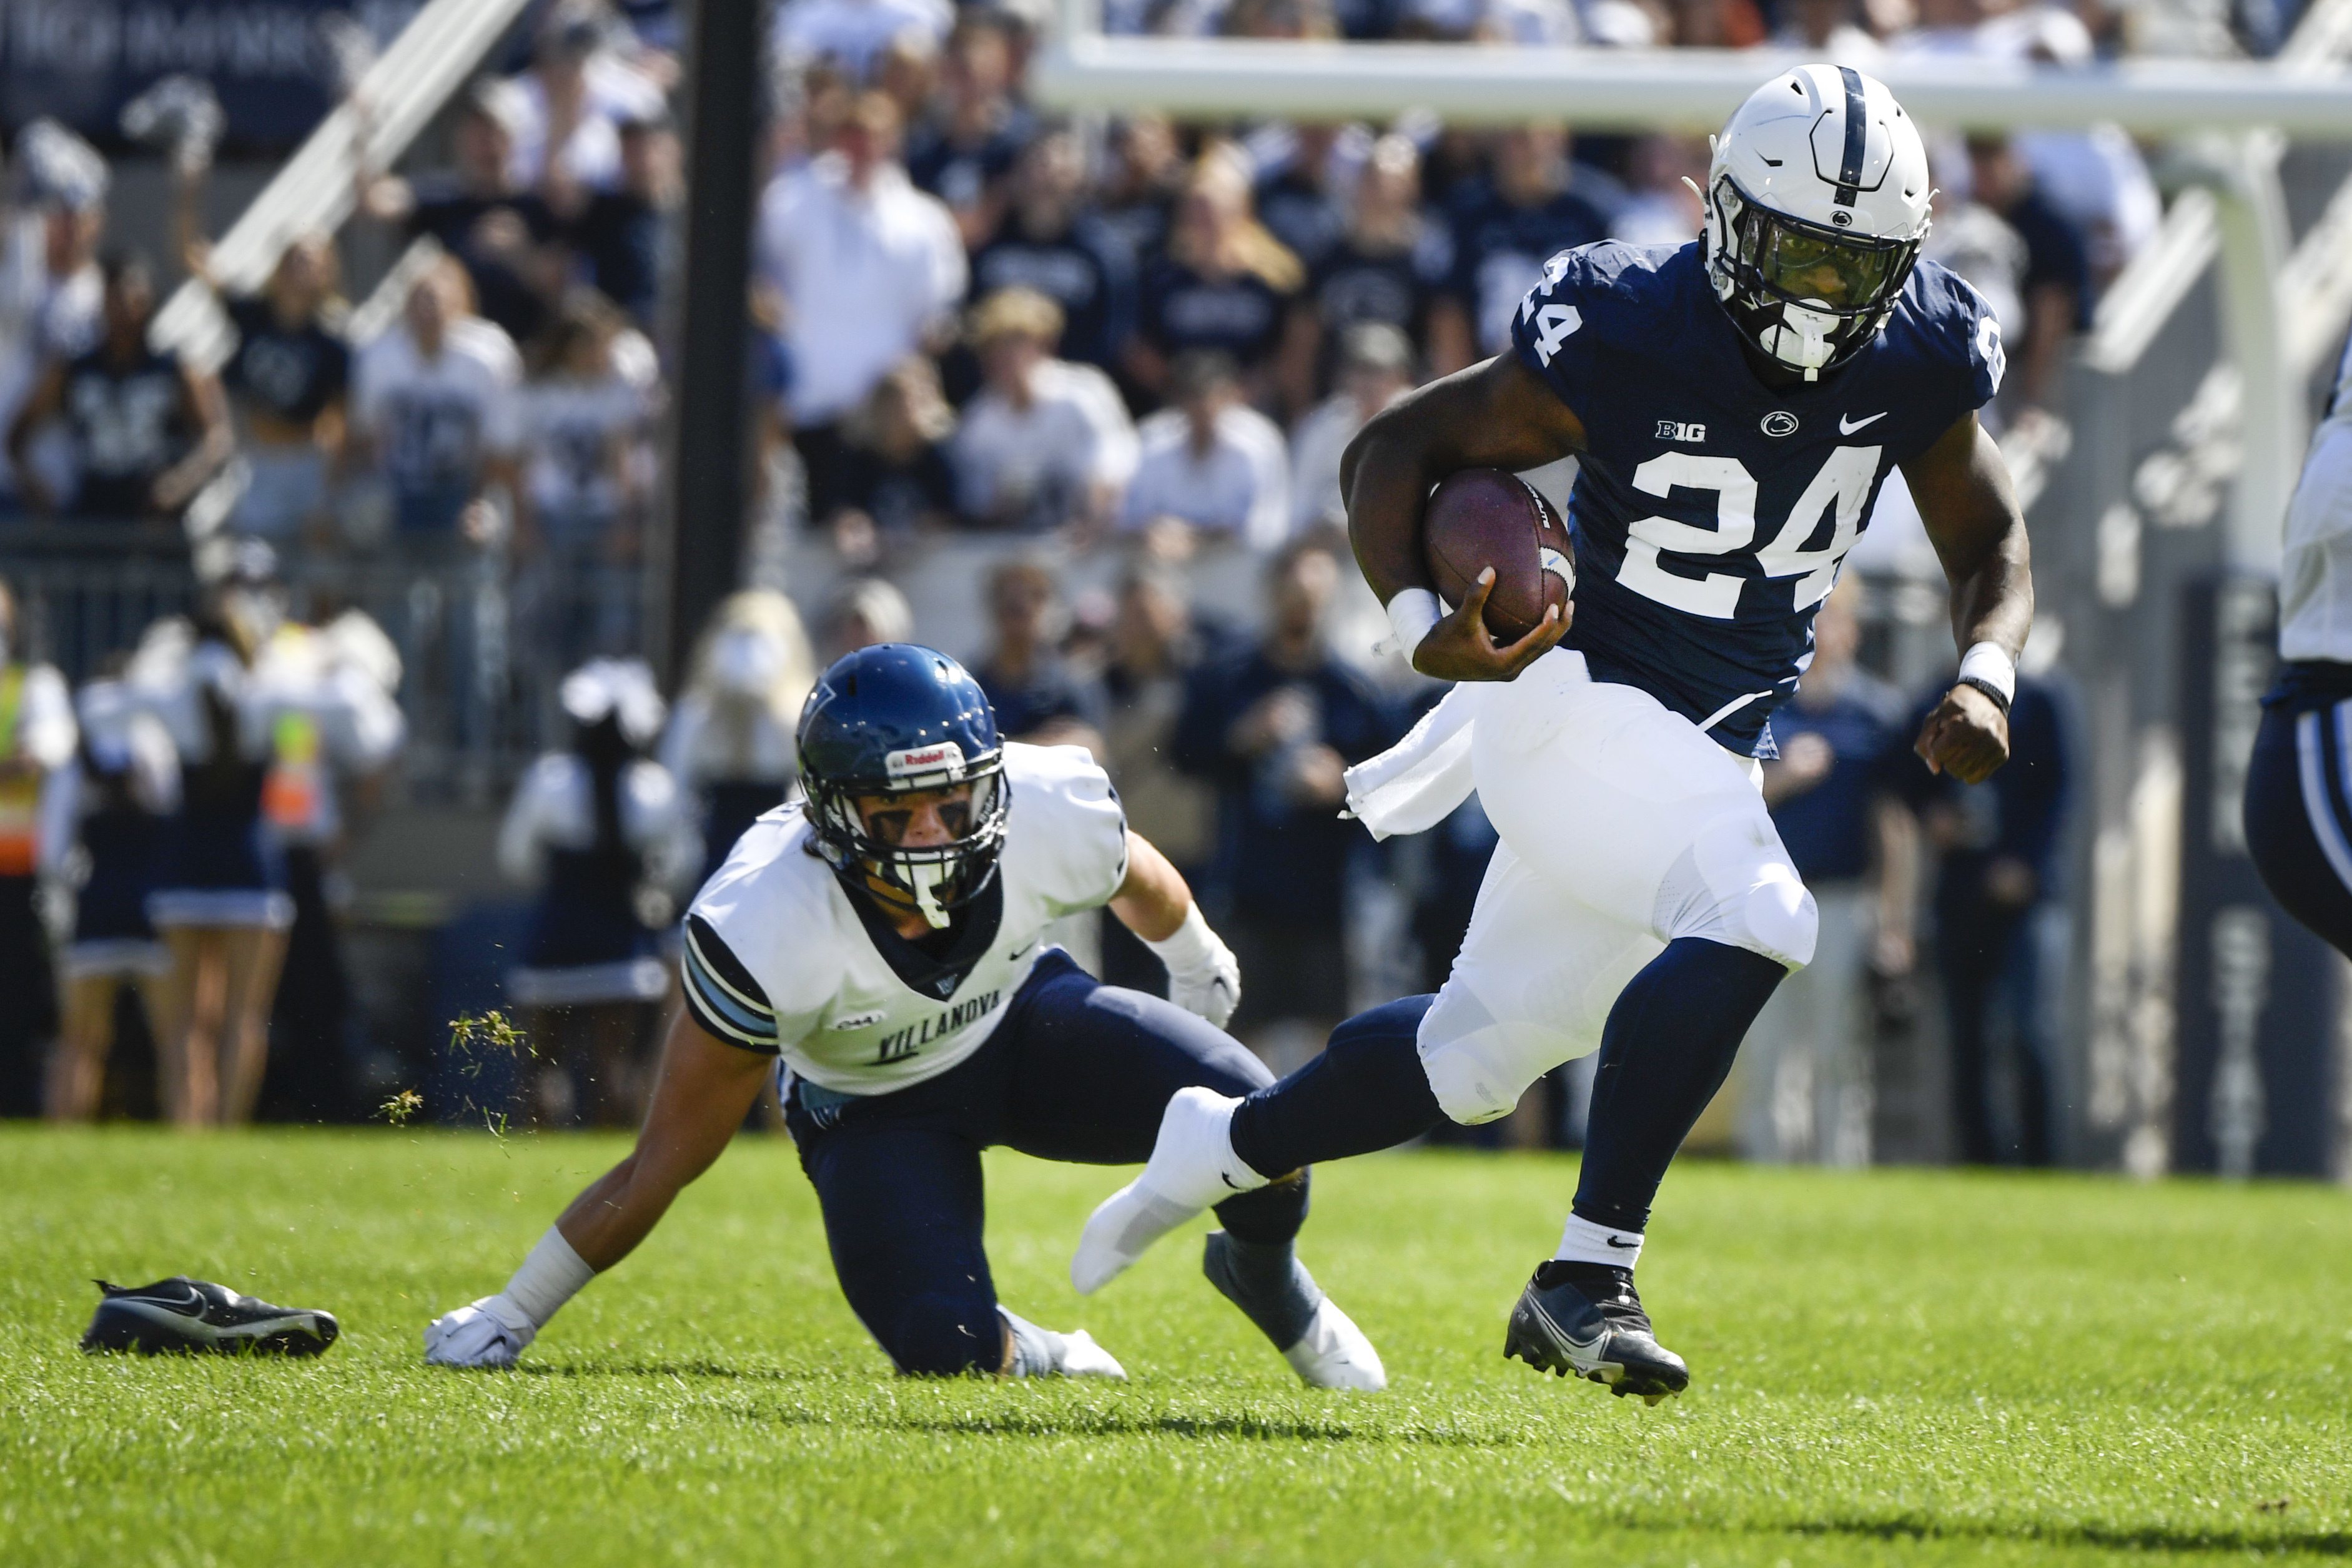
[1553,1211,1643,1271]
[501,1226,596,1328]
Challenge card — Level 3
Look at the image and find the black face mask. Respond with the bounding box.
[1711,177,1921,380]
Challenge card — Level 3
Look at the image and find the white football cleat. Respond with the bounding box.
[1055,1328,1129,1380]
[1073,1087,1265,1295]
[1283,1298,1387,1392]
[423,1295,536,1368]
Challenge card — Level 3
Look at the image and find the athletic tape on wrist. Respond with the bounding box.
[503,1225,595,1328]
[1380,588,1441,658]
[1957,641,2017,706]
[1142,903,1220,975]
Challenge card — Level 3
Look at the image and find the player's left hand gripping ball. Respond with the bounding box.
[424,1294,538,1368]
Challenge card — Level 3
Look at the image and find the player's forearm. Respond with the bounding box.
[1108,831,1191,942]
[553,1016,772,1271]
[1341,358,1578,605]
[552,1156,678,1272]
[1947,543,2032,669]
[1342,400,1445,604]
[1909,417,2034,661]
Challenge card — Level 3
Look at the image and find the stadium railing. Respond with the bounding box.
[0,520,641,801]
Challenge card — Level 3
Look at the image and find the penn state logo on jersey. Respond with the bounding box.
[1510,239,2001,754]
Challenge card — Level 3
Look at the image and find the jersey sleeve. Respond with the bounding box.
[1009,742,1130,916]
[1507,247,1606,428]
[1915,264,2005,418]
[679,912,783,1055]
[1959,280,2006,411]
[682,816,831,1055]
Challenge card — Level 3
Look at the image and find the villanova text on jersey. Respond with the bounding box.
[1510,240,2003,756]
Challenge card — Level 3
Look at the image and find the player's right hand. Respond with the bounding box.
[1913,683,2010,784]
[423,1294,536,1369]
[1411,568,1570,684]
[1165,920,1242,1030]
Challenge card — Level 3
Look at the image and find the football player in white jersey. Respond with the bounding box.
[2247,325,2352,956]
[1072,66,2034,1403]
[426,643,1384,1388]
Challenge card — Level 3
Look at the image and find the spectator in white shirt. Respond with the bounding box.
[1892,0,2157,282]
[1290,323,1413,535]
[758,90,966,515]
[506,2,670,197]
[520,290,655,561]
[350,258,525,541]
[952,287,1139,536]
[0,124,106,508]
[1119,350,1290,553]
[1769,0,1887,64]
[774,0,954,81]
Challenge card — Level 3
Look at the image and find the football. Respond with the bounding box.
[1421,469,1576,643]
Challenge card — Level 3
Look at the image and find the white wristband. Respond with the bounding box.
[1378,588,1442,658]
[1142,903,1218,975]
[502,1225,596,1329]
[1957,641,2017,706]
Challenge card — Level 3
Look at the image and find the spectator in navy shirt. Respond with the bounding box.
[1295,133,1448,405]
[1902,649,2074,1167]
[1174,535,1394,1070]
[195,234,349,544]
[904,14,1032,250]
[1430,124,1622,374]
[1131,145,1307,408]
[967,130,1135,375]
[369,82,563,352]
[970,555,1107,747]
[1091,115,1185,280]
[558,114,678,332]
[1736,582,1919,1166]
[819,356,960,559]
[1965,136,2091,417]
[1251,123,1355,275]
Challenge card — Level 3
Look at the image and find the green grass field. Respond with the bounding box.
[2,1128,2348,1566]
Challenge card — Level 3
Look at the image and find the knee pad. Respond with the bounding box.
[885,1291,1001,1377]
[1658,816,1819,971]
[1416,990,1564,1126]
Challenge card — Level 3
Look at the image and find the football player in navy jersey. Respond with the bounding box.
[1074,66,2034,1404]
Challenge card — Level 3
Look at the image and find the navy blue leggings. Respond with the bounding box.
[784,950,1307,1375]
[2246,694,2352,957]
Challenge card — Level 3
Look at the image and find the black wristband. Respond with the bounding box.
[1956,674,2012,716]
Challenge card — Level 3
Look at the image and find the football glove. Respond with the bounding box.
[424,1293,537,1369]
[1144,905,1242,1030]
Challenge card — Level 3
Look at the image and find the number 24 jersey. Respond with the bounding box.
[1510,240,2004,757]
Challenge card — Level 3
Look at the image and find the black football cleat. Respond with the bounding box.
[81,1277,340,1358]
[1503,1260,1688,1404]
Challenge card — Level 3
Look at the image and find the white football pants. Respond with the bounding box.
[1416,649,1819,1126]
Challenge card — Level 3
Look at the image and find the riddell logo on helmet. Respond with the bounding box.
[886,742,967,779]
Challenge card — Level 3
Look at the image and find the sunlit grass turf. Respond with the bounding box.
[2,1128,2349,1566]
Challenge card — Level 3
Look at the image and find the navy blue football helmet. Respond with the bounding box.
[797,644,1009,927]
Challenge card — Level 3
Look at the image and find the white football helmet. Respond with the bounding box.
[1702,64,1932,380]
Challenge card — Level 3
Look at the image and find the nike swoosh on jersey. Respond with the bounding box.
[1839,411,1889,433]
[1009,942,1036,960]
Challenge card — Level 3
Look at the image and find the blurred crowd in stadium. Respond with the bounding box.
[0,0,2278,1157]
